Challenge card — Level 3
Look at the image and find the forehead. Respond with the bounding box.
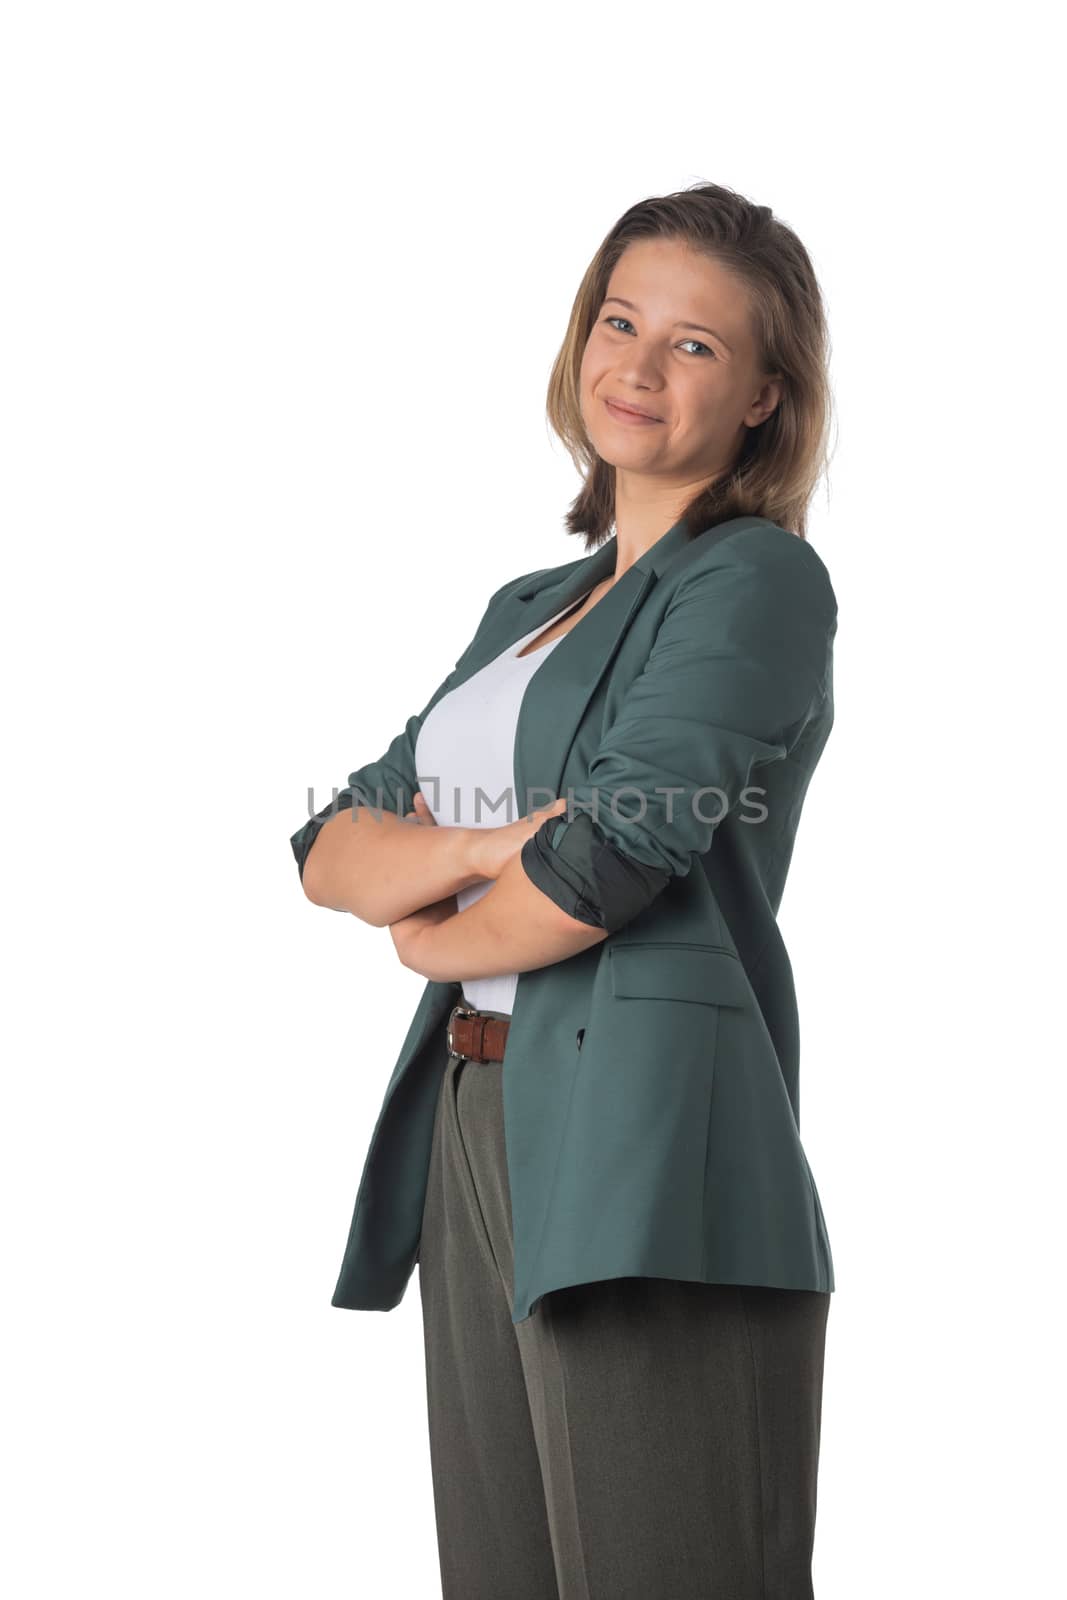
[604,238,751,336]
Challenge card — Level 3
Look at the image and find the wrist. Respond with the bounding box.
[452,824,489,885]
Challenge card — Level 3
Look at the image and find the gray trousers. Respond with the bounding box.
[418,1039,831,1600]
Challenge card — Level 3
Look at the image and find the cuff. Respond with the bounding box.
[519,809,671,935]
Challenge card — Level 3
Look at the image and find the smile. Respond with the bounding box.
[604,398,662,426]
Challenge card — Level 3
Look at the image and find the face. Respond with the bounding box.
[579,237,782,492]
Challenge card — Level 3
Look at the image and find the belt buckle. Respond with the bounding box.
[446,1003,476,1058]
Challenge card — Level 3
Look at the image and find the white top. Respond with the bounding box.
[415,596,586,1016]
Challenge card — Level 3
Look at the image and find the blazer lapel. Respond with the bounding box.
[511,514,705,814]
[459,539,618,676]
[436,513,756,818]
[512,560,655,812]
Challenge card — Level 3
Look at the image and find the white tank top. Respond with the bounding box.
[415,596,586,1015]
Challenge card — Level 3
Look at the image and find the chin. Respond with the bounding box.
[592,432,652,466]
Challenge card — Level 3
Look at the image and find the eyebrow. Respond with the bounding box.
[602,296,734,355]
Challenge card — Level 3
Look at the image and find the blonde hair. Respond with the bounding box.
[546,181,835,546]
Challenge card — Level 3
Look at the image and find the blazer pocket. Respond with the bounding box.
[609,942,750,1008]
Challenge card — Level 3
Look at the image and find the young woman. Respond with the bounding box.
[291,182,839,1600]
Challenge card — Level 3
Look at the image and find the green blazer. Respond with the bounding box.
[291,513,838,1324]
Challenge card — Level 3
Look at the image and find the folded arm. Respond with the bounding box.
[291,528,836,976]
[393,845,609,982]
[298,805,486,927]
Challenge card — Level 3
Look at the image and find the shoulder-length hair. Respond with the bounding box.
[546,181,835,546]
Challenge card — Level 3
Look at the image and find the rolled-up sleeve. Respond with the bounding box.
[520,808,672,931]
[519,528,837,934]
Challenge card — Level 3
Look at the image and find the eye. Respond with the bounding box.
[603,316,716,358]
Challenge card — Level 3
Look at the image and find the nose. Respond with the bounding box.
[612,346,665,395]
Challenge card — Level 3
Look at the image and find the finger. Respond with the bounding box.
[530,796,569,822]
[413,792,438,825]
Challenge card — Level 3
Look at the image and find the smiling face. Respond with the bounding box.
[579,237,783,495]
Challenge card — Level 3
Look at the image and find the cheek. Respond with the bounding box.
[578,345,599,394]
[578,357,605,420]
[680,370,728,422]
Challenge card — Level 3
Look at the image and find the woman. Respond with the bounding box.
[291,182,839,1599]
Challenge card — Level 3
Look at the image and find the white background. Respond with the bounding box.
[3,3,1063,1595]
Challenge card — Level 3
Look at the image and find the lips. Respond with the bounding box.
[604,397,662,422]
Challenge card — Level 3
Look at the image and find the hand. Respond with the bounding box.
[466,795,570,881]
[388,793,458,968]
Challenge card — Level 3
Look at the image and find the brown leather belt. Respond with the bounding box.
[446,1003,510,1062]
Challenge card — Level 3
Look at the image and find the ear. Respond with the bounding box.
[745,373,783,428]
